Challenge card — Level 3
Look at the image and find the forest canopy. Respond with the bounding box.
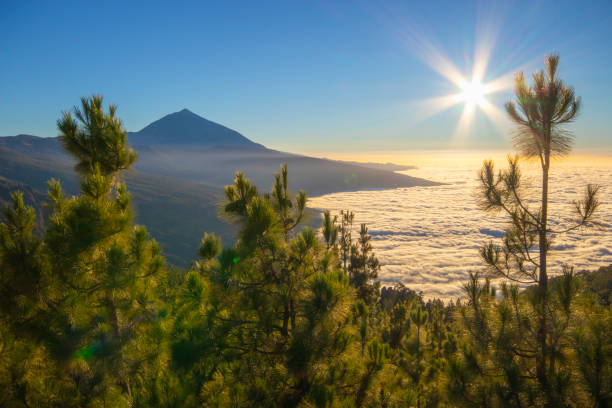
[0,57,610,407]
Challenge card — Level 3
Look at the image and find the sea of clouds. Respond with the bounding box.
[308,160,611,300]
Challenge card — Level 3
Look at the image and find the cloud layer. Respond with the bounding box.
[308,162,612,300]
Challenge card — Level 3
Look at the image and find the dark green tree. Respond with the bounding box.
[0,192,42,325]
[171,167,363,407]
[42,96,165,406]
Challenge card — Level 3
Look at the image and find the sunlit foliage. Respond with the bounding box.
[0,85,609,407]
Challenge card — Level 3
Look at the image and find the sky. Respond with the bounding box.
[1,0,611,156]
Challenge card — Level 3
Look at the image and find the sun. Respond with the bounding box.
[413,63,514,142]
[406,28,519,140]
[459,77,488,108]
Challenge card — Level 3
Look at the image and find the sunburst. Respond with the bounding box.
[458,77,488,108]
[394,9,526,142]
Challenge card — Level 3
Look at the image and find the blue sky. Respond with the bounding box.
[1,0,611,155]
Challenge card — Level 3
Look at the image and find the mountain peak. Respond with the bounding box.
[128,110,265,149]
[168,108,201,119]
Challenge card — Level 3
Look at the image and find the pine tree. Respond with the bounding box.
[0,192,42,327]
[271,163,307,242]
[349,223,381,304]
[322,210,338,251]
[57,94,137,178]
[172,166,362,407]
[478,54,599,397]
[0,192,46,405]
[1,90,609,407]
[338,210,354,274]
[44,95,165,406]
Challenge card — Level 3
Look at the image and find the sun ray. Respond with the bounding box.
[451,103,476,146]
[484,71,515,94]
[405,41,521,137]
[414,40,465,87]
[479,98,510,136]
[391,18,467,87]
[389,7,527,138]
[413,93,464,122]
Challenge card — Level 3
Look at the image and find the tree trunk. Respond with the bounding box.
[416,324,421,361]
[536,156,549,387]
[343,243,348,275]
[282,302,289,337]
[290,297,296,333]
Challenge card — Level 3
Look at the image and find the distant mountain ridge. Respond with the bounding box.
[328,159,417,172]
[128,109,265,149]
[0,176,48,227]
[0,109,438,266]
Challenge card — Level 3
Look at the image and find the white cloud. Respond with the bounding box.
[308,162,612,300]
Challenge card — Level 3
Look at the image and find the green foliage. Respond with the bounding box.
[0,92,609,407]
[0,191,42,317]
[349,223,381,304]
[0,97,166,407]
[223,171,258,216]
[57,94,137,177]
[198,232,222,261]
[339,209,354,274]
[479,54,600,399]
[451,270,612,407]
[573,310,612,407]
[505,54,580,159]
[322,210,339,250]
[271,163,307,241]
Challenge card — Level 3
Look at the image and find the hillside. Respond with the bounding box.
[127,109,437,196]
[0,110,437,265]
[0,176,48,228]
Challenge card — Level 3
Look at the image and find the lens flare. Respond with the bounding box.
[74,341,103,361]
[459,77,488,107]
[409,48,520,144]
[388,5,528,141]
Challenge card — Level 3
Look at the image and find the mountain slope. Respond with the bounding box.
[128,109,265,149]
[0,176,49,228]
[0,110,438,266]
[125,109,437,196]
[0,134,232,265]
[132,146,436,197]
